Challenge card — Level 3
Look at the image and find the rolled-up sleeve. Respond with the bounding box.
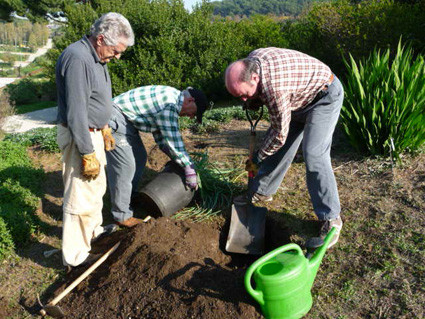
[257,93,292,161]
[155,105,192,167]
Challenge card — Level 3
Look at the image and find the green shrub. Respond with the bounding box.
[205,106,246,123]
[282,0,425,76]
[190,119,221,134]
[0,216,15,261]
[5,127,60,153]
[5,78,56,105]
[341,41,425,159]
[179,105,257,133]
[0,141,45,253]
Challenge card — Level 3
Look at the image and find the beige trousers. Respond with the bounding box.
[57,125,107,267]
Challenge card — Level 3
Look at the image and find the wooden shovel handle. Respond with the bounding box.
[49,241,121,306]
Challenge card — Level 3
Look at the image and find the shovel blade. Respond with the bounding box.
[225,202,266,255]
[43,304,65,318]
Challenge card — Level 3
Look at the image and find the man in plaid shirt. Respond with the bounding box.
[225,47,343,247]
[106,85,208,227]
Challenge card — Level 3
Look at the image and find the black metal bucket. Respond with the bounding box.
[139,161,195,217]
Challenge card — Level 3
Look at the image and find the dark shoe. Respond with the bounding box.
[115,217,144,228]
[319,216,343,248]
[91,224,118,243]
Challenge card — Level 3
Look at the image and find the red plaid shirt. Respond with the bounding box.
[248,48,333,161]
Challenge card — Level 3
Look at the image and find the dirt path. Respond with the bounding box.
[1,106,57,133]
[14,39,53,68]
[0,77,18,88]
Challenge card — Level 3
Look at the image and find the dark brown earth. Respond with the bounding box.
[2,119,423,319]
[56,218,262,319]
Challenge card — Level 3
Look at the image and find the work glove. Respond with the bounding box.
[245,152,260,176]
[245,159,259,176]
[101,127,115,151]
[81,152,101,180]
[184,164,198,190]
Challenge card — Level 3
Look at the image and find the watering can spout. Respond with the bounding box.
[307,227,337,289]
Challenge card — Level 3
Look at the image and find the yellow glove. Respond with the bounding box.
[101,127,115,151]
[245,159,259,176]
[81,152,100,180]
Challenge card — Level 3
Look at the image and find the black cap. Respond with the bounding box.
[188,88,208,124]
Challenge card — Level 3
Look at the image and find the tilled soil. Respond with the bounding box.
[57,217,263,319]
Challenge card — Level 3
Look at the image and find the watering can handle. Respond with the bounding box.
[244,243,304,306]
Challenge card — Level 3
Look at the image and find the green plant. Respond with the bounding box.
[282,0,425,76]
[5,127,60,152]
[341,40,425,159]
[0,216,15,261]
[0,141,45,256]
[5,78,56,105]
[174,152,244,221]
[204,106,246,123]
[14,100,57,114]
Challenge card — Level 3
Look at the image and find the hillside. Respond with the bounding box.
[212,0,315,17]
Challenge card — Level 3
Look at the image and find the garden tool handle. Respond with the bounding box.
[245,106,264,134]
[48,241,121,307]
[246,106,263,178]
[245,243,304,306]
[248,132,256,179]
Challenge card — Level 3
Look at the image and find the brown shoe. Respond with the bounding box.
[233,193,273,205]
[115,217,144,228]
[251,193,273,203]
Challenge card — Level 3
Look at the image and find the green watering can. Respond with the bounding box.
[245,228,337,319]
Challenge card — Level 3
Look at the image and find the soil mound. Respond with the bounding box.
[58,218,262,319]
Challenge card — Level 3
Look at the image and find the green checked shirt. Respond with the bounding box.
[113,85,193,167]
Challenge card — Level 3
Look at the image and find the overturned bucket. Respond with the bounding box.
[139,161,195,217]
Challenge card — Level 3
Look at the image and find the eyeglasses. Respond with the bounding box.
[111,46,125,57]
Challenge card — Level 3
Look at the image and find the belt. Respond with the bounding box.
[60,123,101,132]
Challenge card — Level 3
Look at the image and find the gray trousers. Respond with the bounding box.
[253,76,344,221]
[106,105,147,222]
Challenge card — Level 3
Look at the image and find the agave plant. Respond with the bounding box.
[342,40,425,161]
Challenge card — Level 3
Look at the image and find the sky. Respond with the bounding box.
[183,0,203,11]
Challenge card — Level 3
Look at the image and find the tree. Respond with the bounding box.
[1,52,18,65]
[0,0,75,22]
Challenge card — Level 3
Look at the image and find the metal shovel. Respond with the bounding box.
[226,107,267,255]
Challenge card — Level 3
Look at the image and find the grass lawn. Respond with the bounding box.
[15,101,57,114]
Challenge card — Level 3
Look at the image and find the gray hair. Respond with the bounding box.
[90,12,134,47]
[238,58,259,82]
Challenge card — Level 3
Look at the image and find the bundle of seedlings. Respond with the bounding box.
[173,152,245,222]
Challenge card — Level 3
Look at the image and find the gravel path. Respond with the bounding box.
[1,106,57,133]
[0,78,18,88]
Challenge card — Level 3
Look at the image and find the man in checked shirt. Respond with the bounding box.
[106,85,208,227]
[225,47,343,247]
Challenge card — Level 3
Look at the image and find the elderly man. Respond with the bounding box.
[106,85,208,227]
[56,12,134,267]
[225,47,344,247]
